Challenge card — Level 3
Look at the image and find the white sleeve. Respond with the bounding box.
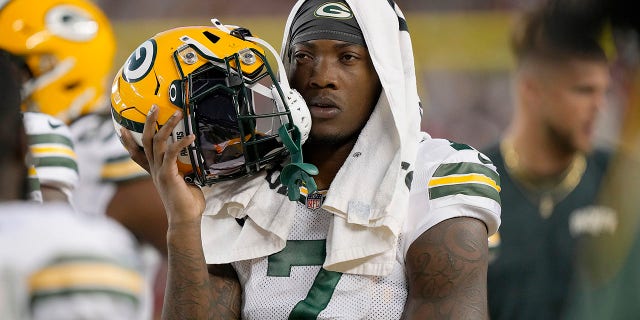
[400,139,502,258]
[23,112,79,200]
[0,205,146,320]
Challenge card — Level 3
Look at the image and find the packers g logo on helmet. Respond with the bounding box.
[122,39,157,83]
[111,20,314,188]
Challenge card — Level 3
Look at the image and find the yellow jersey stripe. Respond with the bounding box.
[29,262,143,295]
[30,146,77,159]
[101,160,147,180]
[429,173,501,192]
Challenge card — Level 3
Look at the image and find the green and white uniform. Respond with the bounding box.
[0,202,145,320]
[68,113,148,217]
[23,112,79,202]
[232,136,501,319]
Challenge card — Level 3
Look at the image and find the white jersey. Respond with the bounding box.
[68,113,149,217]
[68,113,159,320]
[232,137,501,319]
[23,112,79,202]
[0,202,146,320]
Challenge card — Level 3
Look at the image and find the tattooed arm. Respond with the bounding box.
[119,108,242,319]
[208,264,242,319]
[402,217,489,320]
[163,223,242,320]
[163,222,213,319]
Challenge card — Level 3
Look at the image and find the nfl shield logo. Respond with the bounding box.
[306,193,323,210]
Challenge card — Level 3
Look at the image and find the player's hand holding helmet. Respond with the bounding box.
[111,19,314,189]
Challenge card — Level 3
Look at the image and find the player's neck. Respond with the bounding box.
[0,165,28,201]
[500,133,587,218]
[506,127,579,178]
[303,141,356,190]
[501,136,585,187]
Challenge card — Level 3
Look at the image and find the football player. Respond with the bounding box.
[481,2,614,319]
[23,111,79,203]
[117,0,502,318]
[0,47,145,320]
[0,0,167,318]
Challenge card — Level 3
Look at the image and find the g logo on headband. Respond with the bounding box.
[122,39,157,83]
[314,2,353,19]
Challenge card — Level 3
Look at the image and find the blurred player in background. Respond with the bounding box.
[0,0,168,318]
[482,1,615,318]
[23,111,79,203]
[561,0,640,318]
[1,48,79,204]
[0,48,146,320]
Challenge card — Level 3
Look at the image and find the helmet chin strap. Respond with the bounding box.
[248,81,317,199]
[278,125,318,201]
[244,32,318,200]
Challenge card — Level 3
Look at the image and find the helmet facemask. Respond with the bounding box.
[178,49,293,185]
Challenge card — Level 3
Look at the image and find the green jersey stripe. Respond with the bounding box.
[30,288,139,307]
[430,182,501,204]
[34,157,79,172]
[28,176,41,192]
[289,269,342,319]
[434,162,500,186]
[28,134,74,148]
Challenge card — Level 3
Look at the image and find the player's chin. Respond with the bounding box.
[306,129,352,147]
[575,138,595,154]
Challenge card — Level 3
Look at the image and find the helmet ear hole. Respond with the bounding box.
[64,81,81,91]
[169,80,184,108]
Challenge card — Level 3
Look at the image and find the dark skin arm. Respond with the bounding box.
[402,217,489,320]
[207,264,243,319]
[40,185,71,203]
[163,221,241,320]
[107,178,168,255]
[120,106,241,319]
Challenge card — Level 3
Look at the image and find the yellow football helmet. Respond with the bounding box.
[111,20,315,189]
[0,0,115,123]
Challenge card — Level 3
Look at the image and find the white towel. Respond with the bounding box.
[201,172,298,263]
[201,0,422,276]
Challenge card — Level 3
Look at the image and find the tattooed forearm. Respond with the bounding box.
[163,236,213,320]
[403,217,489,320]
[208,264,242,319]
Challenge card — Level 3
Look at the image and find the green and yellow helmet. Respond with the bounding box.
[0,0,116,123]
[110,20,313,187]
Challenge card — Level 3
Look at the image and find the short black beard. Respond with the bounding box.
[304,129,361,148]
[545,123,582,155]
